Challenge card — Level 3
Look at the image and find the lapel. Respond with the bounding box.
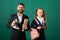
[35,17,42,26]
[15,14,25,24]
[13,13,19,22]
[21,14,25,23]
[14,13,27,24]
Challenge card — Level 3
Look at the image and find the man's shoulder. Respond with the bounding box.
[10,13,17,16]
[23,14,29,18]
[11,13,17,15]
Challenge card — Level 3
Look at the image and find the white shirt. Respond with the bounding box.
[17,13,23,23]
[37,17,44,25]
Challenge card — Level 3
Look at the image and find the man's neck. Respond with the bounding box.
[17,12,23,16]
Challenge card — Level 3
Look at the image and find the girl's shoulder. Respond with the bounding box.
[32,18,40,25]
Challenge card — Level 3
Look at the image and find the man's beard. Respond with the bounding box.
[17,10,24,13]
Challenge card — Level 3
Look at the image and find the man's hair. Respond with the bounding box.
[17,3,25,7]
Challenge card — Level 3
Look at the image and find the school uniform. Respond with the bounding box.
[31,17,46,40]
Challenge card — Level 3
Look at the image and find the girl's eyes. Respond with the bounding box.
[38,12,43,13]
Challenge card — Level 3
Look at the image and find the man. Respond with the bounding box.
[7,3,30,40]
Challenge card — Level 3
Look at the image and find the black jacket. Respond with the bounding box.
[31,18,46,40]
[7,13,30,40]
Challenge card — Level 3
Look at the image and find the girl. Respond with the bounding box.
[31,8,47,40]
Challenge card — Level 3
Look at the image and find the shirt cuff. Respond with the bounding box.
[12,26,19,30]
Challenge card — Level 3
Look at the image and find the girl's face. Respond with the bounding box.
[37,9,43,17]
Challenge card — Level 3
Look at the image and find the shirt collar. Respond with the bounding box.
[37,16,43,19]
[17,12,23,17]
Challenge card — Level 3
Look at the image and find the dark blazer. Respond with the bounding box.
[31,18,46,40]
[7,13,30,40]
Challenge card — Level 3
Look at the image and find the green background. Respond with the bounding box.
[0,0,60,40]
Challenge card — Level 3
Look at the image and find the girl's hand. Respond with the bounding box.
[37,26,41,30]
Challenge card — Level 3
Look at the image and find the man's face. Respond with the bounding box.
[17,5,24,13]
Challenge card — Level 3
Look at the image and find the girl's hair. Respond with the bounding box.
[35,8,46,21]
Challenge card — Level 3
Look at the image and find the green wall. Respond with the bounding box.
[0,0,60,40]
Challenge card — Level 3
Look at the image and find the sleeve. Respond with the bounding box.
[42,19,47,29]
[42,22,47,29]
[26,20,30,31]
[7,14,14,29]
[31,19,39,29]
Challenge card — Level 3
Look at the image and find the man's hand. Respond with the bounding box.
[22,19,28,31]
[22,24,27,31]
[22,24,27,29]
[11,21,16,27]
[37,26,41,30]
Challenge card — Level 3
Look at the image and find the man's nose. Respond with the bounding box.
[19,7,22,9]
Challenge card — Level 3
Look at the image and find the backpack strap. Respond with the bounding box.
[34,18,39,25]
